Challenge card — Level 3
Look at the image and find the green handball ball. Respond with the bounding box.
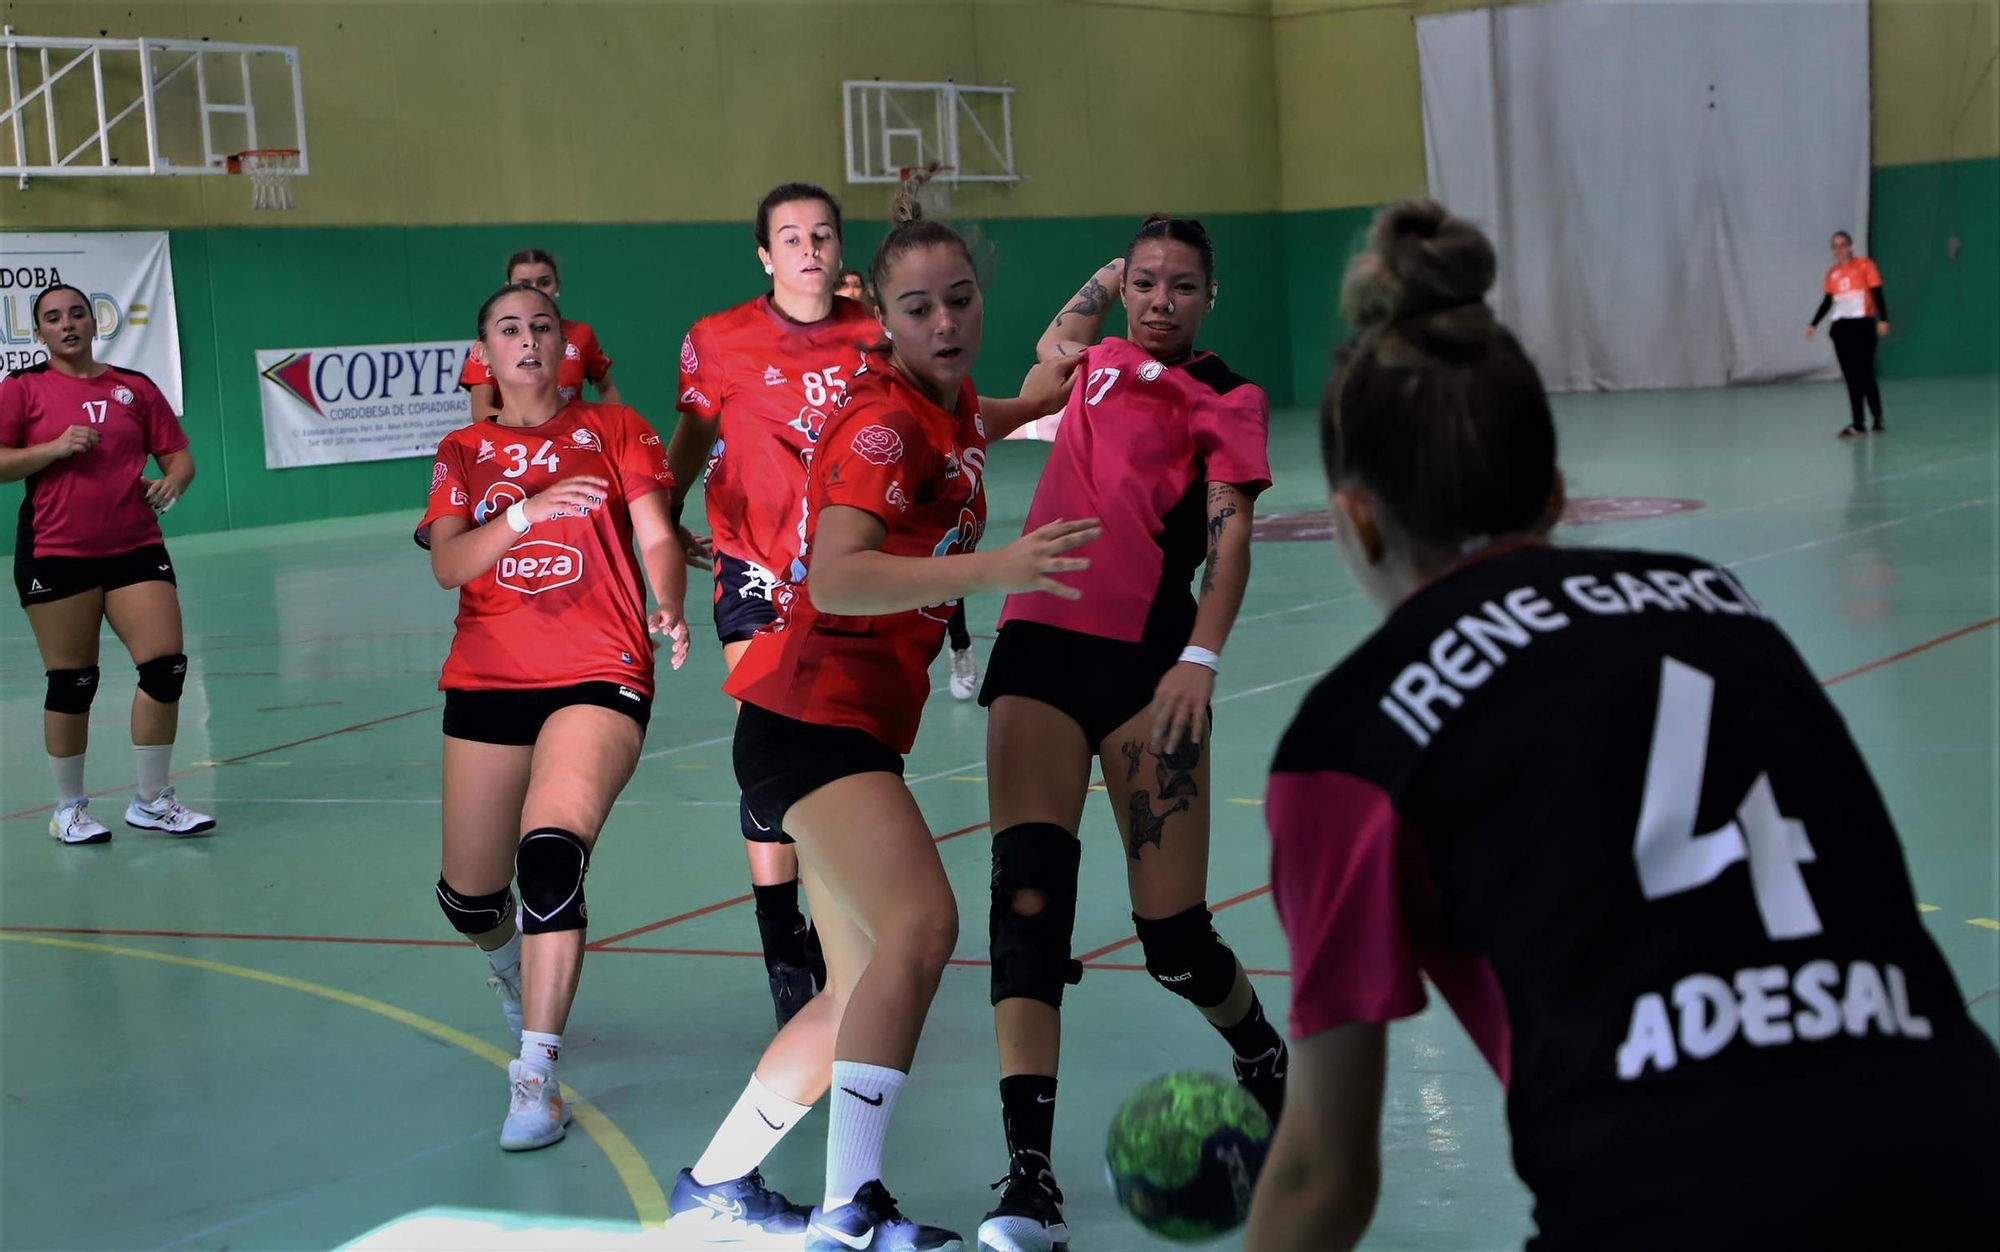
[1104,1070,1273,1241]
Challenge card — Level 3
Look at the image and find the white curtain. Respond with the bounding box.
[1418,0,1871,392]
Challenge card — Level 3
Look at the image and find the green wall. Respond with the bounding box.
[1870,158,2000,380]
[1,212,1293,552]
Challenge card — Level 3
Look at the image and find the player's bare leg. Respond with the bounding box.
[441,736,533,1037]
[104,580,210,833]
[982,695,1093,1252]
[1101,704,1286,1123]
[26,589,108,843]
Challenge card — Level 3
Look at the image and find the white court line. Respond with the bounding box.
[1727,498,1989,570]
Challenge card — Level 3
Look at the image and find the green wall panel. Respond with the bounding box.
[1870,157,2000,381]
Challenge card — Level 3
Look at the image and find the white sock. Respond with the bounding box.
[691,1074,815,1186]
[519,1030,561,1077]
[824,1061,906,1210]
[486,923,521,973]
[49,754,86,808]
[133,744,172,803]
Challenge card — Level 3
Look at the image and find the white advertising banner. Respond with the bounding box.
[1,230,185,411]
[256,340,471,469]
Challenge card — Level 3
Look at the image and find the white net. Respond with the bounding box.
[238,150,298,210]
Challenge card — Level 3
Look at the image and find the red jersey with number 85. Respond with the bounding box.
[677,295,877,585]
[0,363,190,558]
[725,359,985,753]
[416,402,671,694]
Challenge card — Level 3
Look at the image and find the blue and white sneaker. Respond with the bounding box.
[666,1166,813,1245]
[808,1181,962,1252]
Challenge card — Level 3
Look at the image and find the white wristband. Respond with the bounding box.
[505,501,531,534]
[1179,645,1220,673]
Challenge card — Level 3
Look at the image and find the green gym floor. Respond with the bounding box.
[3,376,1996,1252]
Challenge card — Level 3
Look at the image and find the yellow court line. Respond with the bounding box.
[1971,919,2000,932]
[0,932,669,1225]
[1226,797,1264,806]
[1918,904,1941,913]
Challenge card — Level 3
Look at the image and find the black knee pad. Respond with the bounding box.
[515,827,590,934]
[1136,903,1238,1010]
[44,666,100,714]
[135,653,187,704]
[989,822,1084,1008]
[436,877,514,936]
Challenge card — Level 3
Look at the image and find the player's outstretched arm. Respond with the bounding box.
[1243,1024,1387,1252]
[1036,258,1125,363]
[143,446,196,513]
[630,490,690,671]
[807,506,1100,617]
[1145,482,1254,751]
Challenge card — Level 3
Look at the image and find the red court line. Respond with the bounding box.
[587,817,999,950]
[0,924,461,948]
[1076,883,1274,964]
[1819,616,1999,687]
[1,703,440,822]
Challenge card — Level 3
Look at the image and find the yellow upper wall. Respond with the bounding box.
[0,0,1280,227]
[4,0,1991,226]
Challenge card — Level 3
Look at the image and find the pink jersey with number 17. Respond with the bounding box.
[998,336,1271,645]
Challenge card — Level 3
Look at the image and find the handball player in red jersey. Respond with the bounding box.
[458,248,617,420]
[662,170,1093,1252]
[970,219,1286,1252]
[2,283,213,844]
[1248,201,1999,1251]
[417,282,689,1152]
[666,182,1080,1027]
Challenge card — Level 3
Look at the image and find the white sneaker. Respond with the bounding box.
[125,787,215,835]
[49,801,112,845]
[949,648,979,701]
[499,1060,570,1151]
[487,958,524,1039]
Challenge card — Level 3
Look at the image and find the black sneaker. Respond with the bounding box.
[807,1180,963,1251]
[768,960,819,1028]
[1233,1039,1289,1126]
[977,1153,1069,1252]
[1839,424,1866,439]
[1872,422,1885,433]
[665,1166,813,1243]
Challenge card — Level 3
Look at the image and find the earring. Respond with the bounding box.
[884,329,894,340]
[763,263,774,275]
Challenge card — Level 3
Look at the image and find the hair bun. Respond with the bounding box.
[1341,199,1497,347]
[889,163,946,225]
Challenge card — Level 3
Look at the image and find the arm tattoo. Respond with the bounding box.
[1201,500,1238,595]
[1057,276,1110,326]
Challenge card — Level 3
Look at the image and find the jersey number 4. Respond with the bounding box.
[502,440,560,479]
[1632,657,1822,940]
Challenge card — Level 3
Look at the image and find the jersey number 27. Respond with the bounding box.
[1632,658,1822,941]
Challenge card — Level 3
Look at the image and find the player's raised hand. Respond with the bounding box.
[982,518,1101,599]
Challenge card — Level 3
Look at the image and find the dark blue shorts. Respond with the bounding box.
[713,553,781,645]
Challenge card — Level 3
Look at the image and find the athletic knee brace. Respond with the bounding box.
[436,877,514,936]
[134,653,187,704]
[989,822,1084,1008]
[515,827,590,934]
[1136,903,1238,1009]
[44,666,100,714]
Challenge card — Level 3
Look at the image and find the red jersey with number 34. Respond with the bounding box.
[677,295,877,584]
[416,402,670,694]
[724,359,985,753]
[0,363,190,558]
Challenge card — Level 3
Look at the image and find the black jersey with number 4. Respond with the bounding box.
[1267,543,1999,1250]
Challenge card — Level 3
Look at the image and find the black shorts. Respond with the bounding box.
[15,543,176,607]
[979,620,1187,747]
[442,682,652,747]
[713,554,781,645]
[734,700,905,840]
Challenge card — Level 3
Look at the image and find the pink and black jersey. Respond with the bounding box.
[0,363,190,559]
[998,337,1270,646]
[1269,543,1999,1247]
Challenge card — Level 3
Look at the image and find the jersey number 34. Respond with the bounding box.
[1632,658,1822,941]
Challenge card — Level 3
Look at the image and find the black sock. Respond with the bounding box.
[1216,997,1283,1061]
[753,880,807,968]
[999,1074,1058,1166]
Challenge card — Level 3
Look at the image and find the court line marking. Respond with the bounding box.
[0,932,669,1226]
[0,704,439,823]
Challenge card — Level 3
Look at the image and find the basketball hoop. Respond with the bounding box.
[226,149,299,210]
[897,165,954,217]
